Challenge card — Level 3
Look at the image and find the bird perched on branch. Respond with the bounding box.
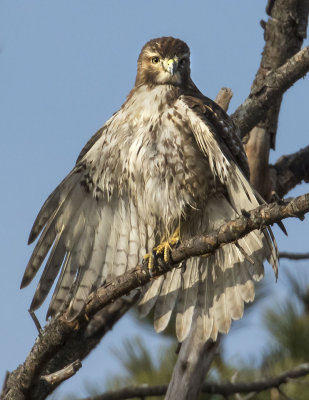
[21,37,277,342]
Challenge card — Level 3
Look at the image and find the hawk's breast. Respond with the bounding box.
[120,85,214,230]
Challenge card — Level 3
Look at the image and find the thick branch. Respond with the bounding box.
[165,331,219,400]
[232,45,309,139]
[3,193,309,399]
[271,145,309,197]
[81,363,309,399]
[2,296,138,400]
[251,0,308,147]
[241,0,309,198]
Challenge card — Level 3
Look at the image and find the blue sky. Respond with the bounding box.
[1,1,308,398]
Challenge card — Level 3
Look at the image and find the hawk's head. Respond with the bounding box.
[135,37,191,87]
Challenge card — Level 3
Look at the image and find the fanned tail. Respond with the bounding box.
[139,165,278,342]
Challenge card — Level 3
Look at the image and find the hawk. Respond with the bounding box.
[21,37,277,342]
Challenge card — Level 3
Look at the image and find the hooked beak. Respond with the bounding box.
[166,59,178,75]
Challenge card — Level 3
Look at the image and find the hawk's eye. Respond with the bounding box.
[152,56,160,64]
[179,58,187,67]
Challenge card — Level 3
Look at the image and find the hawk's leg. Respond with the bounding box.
[154,226,180,262]
[143,227,180,274]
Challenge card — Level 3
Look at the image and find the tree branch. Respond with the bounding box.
[3,193,309,400]
[164,330,220,400]
[271,145,309,197]
[232,45,309,140]
[1,296,138,400]
[214,87,233,111]
[231,1,309,200]
[279,251,309,260]
[236,0,309,201]
[250,0,308,143]
[80,363,309,399]
[233,0,309,149]
[241,0,309,198]
[40,360,82,386]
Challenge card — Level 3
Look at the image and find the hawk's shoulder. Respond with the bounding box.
[76,126,105,164]
[179,91,250,179]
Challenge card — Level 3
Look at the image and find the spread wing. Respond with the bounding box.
[182,92,250,179]
[21,118,154,320]
[139,94,278,342]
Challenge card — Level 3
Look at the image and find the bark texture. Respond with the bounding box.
[164,332,219,400]
[240,0,309,199]
[271,145,309,197]
[2,296,138,400]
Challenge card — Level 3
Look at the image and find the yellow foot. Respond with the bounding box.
[143,227,180,275]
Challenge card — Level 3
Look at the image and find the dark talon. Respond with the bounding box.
[241,209,251,218]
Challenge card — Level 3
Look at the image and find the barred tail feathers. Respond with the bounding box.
[139,191,273,343]
[191,195,266,342]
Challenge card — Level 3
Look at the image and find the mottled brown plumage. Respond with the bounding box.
[21,37,278,342]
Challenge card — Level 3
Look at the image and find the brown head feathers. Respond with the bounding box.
[135,37,191,87]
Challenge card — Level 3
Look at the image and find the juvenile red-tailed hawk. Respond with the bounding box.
[21,37,277,342]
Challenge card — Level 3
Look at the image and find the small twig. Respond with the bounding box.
[215,87,233,111]
[29,310,43,335]
[40,360,82,385]
[279,252,309,260]
[79,363,309,399]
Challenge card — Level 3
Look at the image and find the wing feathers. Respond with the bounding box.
[154,267,181,332]
[28,172,80,244]
[30,229,65,310]
[25,165,147,320]
[21,173,82,288]
[195,258,214,342]
[139,276,164,318]
[22,213,58,288]
[46,208,91,318]
[175,258,199,342]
